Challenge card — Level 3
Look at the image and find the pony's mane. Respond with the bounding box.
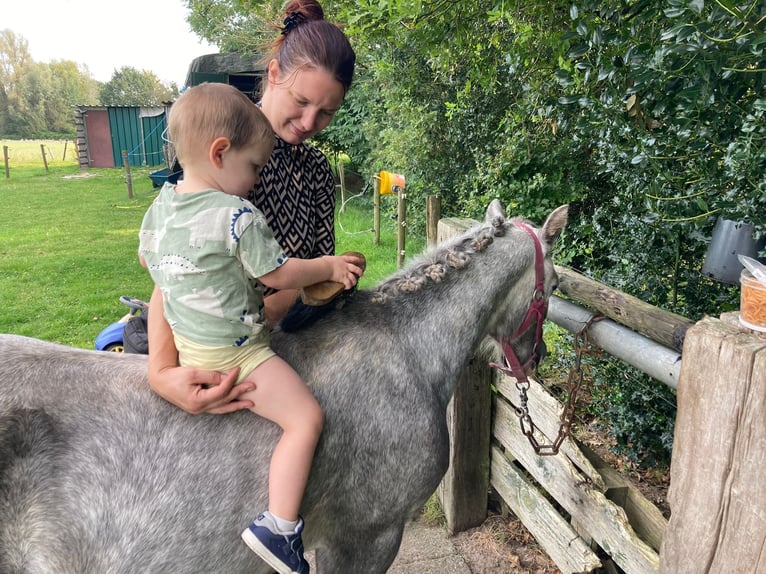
[370,214,525,304]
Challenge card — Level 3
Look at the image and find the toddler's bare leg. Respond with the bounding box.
[241,356,323,520]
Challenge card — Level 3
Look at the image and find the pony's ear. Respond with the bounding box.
[541,204,569,246]
[485,199,506,222]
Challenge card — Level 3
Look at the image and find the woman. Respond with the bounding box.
[147,0,358,417]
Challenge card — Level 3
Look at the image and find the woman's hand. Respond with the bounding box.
[149,365,254,415]
[147,285,254,414]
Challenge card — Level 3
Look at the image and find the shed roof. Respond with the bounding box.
[183,52,265,88]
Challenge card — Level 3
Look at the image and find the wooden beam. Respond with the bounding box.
[337,160,347,213]
[491,447,602,573]
[396,191,407,268]
[660,317,766,573]
[373,177,380,245]
[438,350,493,533]
[426,195,441,248]
[555,266,693,352]
[579,444,667,553]
[494,398,661,574]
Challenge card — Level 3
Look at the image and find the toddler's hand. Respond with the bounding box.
[328,252,365,289]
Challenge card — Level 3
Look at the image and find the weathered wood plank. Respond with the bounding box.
[555,266,693,351]
[437,217,477,241]
[438,351,493,534]
[495,373,607,491]
[495,398,660,574]
[578,444,667,553]
[497,372,668,554]
[660,317,766,574]
[337,159,346,213]
[491,446,602,573]
[426,195,441,248]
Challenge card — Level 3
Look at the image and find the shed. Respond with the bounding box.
[74,53,264,170]
[156,52,267,177]
[74,105,169,169]
[184,52,265,100]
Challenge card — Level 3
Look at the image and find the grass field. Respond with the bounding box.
[1,139,78,168]
[0,144,423,349]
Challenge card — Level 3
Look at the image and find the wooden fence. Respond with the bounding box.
[2,141,76,177]
[434,215,766,574]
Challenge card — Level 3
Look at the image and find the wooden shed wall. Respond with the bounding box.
[75,106,167,169]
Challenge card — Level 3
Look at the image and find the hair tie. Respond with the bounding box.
[282,11,306,36]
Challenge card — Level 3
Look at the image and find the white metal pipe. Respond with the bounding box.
[547,295,681,389]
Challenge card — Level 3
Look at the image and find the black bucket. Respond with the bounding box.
[702,218,766,284]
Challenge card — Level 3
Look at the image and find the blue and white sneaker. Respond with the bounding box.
[241,514,309,574]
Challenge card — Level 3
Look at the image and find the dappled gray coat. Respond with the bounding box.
[0,202,567,573]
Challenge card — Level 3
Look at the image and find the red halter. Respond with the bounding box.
[490,222,547,384]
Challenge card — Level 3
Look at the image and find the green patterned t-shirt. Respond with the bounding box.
[139,182,287,347]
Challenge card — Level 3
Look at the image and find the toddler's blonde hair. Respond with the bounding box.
[169,82,274,165]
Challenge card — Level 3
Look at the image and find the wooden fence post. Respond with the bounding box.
[659,316,766,573]
[436,217,492,533]
[122,150,133,199]
[426,195,441,249]
[40,144,49,171]
[373,176,380,246]
[438,348,493,533]
[396,191,407,268]
[336,161,347,213]
[555,266,693,351]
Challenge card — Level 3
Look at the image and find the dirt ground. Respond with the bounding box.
[442,425,671,574]
[450,512,562,574]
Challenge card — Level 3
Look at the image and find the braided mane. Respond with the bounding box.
[370,215,513,304]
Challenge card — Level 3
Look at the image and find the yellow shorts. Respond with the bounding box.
[174,331,276,384]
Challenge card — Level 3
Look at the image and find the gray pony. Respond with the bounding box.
[0,201,567,573]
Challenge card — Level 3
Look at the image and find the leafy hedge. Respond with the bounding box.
[191,0,765,462]
[335,0,763,462]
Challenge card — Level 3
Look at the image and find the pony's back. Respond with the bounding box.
[0,335,278,572]
[0,202,568,573]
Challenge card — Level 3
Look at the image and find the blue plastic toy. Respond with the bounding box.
[94,296,148,352]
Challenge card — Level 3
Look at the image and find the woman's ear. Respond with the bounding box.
[209,137,231,168]
[267,59,281,86]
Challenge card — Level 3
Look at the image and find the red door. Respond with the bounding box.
[84,109,113,168]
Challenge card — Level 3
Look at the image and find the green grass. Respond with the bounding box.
[0,159,424,349]
[1,139,78,167]
[334,192,424,286]
[0,165,159,347]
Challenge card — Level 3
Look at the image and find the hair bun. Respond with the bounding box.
[281,11,307,36]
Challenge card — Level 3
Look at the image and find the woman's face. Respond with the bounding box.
[261,59,345,145]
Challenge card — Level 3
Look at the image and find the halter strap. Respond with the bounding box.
[490,222,547,383]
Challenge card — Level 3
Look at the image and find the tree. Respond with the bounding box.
[0,29,33,135]
[185,0,283,53]
[99,66,178,106]
[6,61,49,135]
[0,29,99,137]
[48,60,99,131]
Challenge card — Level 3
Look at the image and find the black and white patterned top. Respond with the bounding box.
[249,134,336,293]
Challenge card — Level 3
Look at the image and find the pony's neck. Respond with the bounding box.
[388,234,537,407]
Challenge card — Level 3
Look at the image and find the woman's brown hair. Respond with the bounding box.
[262,0,355,94]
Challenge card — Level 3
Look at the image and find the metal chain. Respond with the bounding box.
[516,316,601,456]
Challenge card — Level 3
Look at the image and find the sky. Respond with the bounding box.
[3,0,218,87]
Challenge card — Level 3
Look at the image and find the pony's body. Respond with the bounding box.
[0,203,567,573]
